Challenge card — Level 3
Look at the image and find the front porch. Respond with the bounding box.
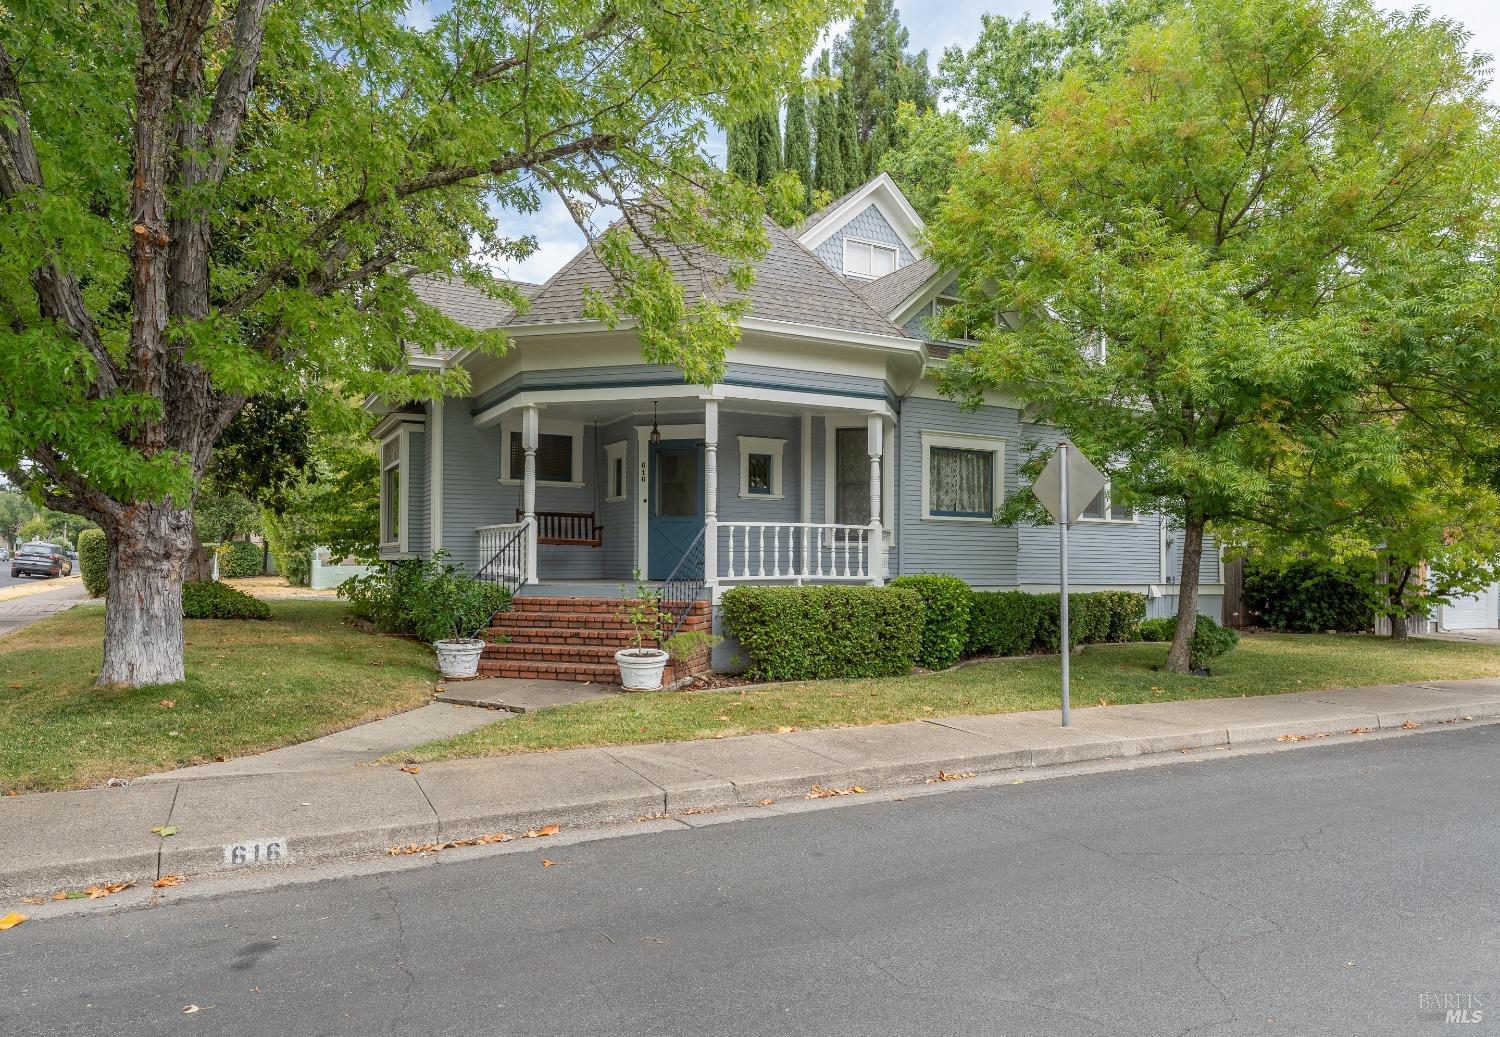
[467,391,896,606]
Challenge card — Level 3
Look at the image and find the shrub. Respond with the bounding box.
[262,510,313,587]
[1032,592,1149,653]
[721,585,923,681]
[216,540,263,579]
[1243,559,1380,633]
[1189,614,1239,670]
[182,580,270,620]
[340,553,510,643]
[1138,617,1175,642]
[663,630,722,663]
[889,573,972,670]
[967,591,1050,656]
[1094,591,1148,642]
[77,529,108,597]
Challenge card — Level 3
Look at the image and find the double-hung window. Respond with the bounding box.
[843,238,899,280]
[380,436,403,548]
[499,418,585,486]
[1080,481,1135,522]
[921,432,1003,521]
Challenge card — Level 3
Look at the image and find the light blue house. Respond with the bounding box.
[370,174,1222,679]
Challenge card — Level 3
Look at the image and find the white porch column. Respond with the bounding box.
[521,405,539,584]
[703,398,719,588]
[867,412,885,584]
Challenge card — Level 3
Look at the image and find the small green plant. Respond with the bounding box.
[617,571,666,655]
[77,528,108,597]
[216,540,263,579]
[1189,615,1239,670]
[339,553,509,643]
[182,580,271,620]
[662,630,722,663]
[1137,617,1175,642]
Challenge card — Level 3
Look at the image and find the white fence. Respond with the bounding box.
[477,521,532,588]
[716,522,880,583]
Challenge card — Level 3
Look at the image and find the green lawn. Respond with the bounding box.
[395,632,1500,764]
[0,601,435,793]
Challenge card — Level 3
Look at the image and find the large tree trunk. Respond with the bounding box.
[98,502,195,687]
[183,521,214,582]
[1387,564,1414,641]
[1165,517,1207,673]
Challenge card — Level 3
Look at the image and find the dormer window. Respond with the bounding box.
[843,238,899,280]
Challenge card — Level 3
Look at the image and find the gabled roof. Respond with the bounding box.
[509,216,910,340]
[795,183,866,235]
[854,257,942,318]
[409,274,537,331]
[794,172,925,257]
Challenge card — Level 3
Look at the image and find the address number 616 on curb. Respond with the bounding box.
[224,837,289,867]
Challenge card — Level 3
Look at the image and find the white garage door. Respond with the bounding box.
[1442,584,1499,630]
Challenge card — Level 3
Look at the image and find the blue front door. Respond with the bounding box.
[648,440,704,580]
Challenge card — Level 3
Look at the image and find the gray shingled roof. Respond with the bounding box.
[508,217,910,339]
[409,274,537,331]
[795,183,864,235]
[853,258,941,317]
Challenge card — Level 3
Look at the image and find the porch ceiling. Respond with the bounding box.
[478,387,891,426]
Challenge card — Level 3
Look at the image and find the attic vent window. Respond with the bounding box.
[844,238,898,280]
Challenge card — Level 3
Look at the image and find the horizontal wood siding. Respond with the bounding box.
[599,416,637,580]
[405,427,429,558]
[894,396,1019,586]
[439,404,507,572]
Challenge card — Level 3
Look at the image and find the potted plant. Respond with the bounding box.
[615,572,669,690]
[407,555,510,679]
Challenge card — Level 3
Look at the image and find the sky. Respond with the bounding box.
[429,0,1500,286]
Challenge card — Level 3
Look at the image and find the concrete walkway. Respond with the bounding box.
[4,677,1500,899]
[0,579,89,639]
[137,702,505,782]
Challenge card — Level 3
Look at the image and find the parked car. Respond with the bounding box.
[10,541,67,579]
[65,551,78,574]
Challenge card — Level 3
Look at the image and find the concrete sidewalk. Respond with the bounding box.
[5,677,1500,899]
[0,579,88,638]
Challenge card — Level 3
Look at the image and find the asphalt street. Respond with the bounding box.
[2,727,1496,1036]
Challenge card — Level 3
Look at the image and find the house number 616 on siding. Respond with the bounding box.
[224,837,289,867]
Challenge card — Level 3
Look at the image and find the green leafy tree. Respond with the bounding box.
[878,104,973,220]
[0,489,37,546]
[938,0,1168,130]
[832,0,934,179]
[763,171,813,228]
[811,52,844,194]
[0,0,847,686]
[17,514,48,544]
[782,80,813,206]
[929,0,1496,672]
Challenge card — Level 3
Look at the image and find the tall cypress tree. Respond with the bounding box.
[726,120,759,181]
[783,80,812,203]
[811,51,842,194]
[830,0,933,180]
[754,108,782,184]
[835,76,862,193]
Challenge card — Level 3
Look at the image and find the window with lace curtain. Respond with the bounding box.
[921,432,1004,521]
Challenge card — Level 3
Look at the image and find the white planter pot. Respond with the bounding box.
[434,638,485,679]
[615,648,669,691]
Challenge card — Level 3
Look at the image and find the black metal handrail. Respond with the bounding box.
[659,526,707,636]
[476,523,528,596]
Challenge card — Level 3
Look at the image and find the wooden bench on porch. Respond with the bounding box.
[518,510,604,547]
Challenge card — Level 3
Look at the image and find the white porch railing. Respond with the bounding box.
[717,521,882,583]
[476,520,532,591]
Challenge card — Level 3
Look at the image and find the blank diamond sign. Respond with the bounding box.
[1032,444,1107,525]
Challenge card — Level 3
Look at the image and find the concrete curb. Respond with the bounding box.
[4,679,1500,899]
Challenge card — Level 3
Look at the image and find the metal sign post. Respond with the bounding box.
[1059,444,1071,727]
[1031,442,1107,729]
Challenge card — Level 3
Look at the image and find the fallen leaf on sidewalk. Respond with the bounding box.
[541,859,556,867]
[926,770,976,784]
[757,798,775,806]
[527,824,561,838]
[21,897,45,906]
[151,826,178,837]
[0,912,26,931]
[1401,720,1421,730]
[387,831,517,856]
[399,765,420,775]
[805,785,865,799]
[182,1005,200,1014]
[153,875,185,889]
[775,726,796,734]
[1276,733,1310,743]
[86,881,134,900]
[1348,727,1374,735]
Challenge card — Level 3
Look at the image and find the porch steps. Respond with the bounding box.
[482,597,712,685]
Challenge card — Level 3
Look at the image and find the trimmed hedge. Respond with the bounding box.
[216,540,263,579]
[77,528,108,598]
[1138,617,1175,642]
[1243,559,1380,633]
[721,585,924,681]
[183,580,270,620]
[889,574,972,670]
[968,590,1147,656]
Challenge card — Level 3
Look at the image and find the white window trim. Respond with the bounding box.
[920,430,1005,523]
[823,416,894,530]
[842,236,900,281]
[604,440,628,502]
[498,415,585,488]
[737,436,785,500]
[379,428,410,552]
[1074,477,1139,524]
